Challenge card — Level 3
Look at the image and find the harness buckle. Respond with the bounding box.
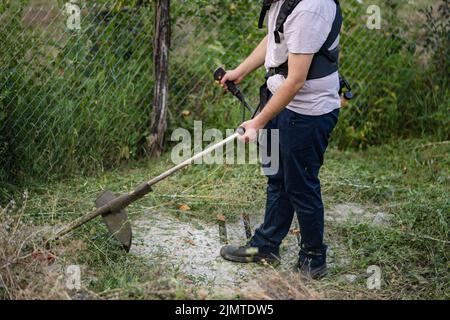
[339,76,354,100]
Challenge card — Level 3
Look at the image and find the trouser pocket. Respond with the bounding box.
[281,108,339,168]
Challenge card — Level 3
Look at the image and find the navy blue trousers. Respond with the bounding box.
[250,107,340,259]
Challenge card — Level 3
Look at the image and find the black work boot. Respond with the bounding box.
[294,248,328,280]
[220,245,280,265]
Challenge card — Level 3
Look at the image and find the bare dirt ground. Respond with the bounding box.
[132,203,388,296]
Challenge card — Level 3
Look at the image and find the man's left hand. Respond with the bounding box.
[238,117,267,144]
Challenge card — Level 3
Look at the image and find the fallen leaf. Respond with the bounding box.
[179,204,191,212]
[32,249,56,265]
[32,249,44,260]
[185,239,196,246]
[181,110,191,117]
[46,251,56,264]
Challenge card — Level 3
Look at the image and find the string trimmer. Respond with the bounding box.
[49,68,256,252]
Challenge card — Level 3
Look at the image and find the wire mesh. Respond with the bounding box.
[0,0,436,193]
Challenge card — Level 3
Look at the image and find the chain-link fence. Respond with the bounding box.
[1,0,447,198]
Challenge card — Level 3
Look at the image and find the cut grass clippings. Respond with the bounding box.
[1,138,448,300]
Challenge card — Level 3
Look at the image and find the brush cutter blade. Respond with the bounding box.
[95,191,132,252]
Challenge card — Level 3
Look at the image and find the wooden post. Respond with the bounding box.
[147,0,170,157]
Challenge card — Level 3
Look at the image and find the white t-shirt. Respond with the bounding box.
[265,0,341,116]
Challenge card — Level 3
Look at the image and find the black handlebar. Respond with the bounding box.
[214,67,241,98]
[214,67,255,116]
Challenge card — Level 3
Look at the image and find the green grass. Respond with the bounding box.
[2,0,447,299]
[5,138,448,300]
[319,139,449,299]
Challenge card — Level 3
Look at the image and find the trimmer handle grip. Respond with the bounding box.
[237,127,246,136]
[214,67,241,98]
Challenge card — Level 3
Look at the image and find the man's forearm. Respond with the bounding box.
[236,35,268,77]
[237,53,312,142]
[255,78,305,126]
[253,53,313,127]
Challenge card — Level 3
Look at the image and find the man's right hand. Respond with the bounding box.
[216,35,268,91]
[217,68,245,91]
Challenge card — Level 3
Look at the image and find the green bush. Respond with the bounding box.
[329,0,449,148]
[1,1,154,200]
[168,0,265,134]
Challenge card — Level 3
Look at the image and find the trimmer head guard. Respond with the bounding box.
[95,191,132,252]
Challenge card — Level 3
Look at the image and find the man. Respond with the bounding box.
[218,0,342,279]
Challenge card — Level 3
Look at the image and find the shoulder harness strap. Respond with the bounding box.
[274,0,303,43]
[306,1,342,79]
[318,1,342,62]
[260,0,341,45]
[264,0,343,80]
[259,0,274,29]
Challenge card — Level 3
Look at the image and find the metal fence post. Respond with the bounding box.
[147,0,170,157]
